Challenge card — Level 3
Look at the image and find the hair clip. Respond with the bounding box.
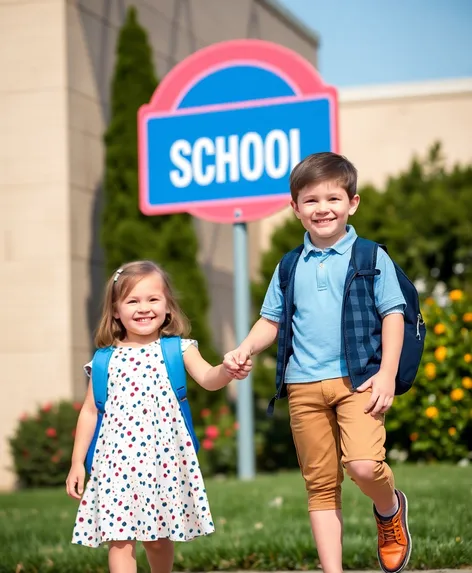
[114,268,124,283]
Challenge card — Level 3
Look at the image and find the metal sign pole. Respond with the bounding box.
[233,221,255,480]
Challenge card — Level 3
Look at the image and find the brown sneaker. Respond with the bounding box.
[374,490,411,573]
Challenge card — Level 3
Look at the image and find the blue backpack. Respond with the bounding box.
[276,238,426,399]
[85,336,199,474]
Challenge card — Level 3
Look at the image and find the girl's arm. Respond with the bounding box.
[183,345,249,391]
[66,382,97,499]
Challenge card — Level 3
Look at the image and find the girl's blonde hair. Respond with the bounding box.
[95,261,190,348]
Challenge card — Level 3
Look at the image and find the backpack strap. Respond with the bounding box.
[91,347,115,414]
[161,336,199,452]
[351,237,381,277]
[161,336,187,401]
[278,244,304,290]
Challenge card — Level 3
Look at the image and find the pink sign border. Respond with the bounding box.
[138,39,338,223]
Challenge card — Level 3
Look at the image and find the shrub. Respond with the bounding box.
[194,405,238,476]
[386,289,472,461]
[9,401,80,488]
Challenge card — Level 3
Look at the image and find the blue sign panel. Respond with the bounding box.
[145,97,331,207]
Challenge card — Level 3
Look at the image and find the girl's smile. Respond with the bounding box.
[114,273,169,345]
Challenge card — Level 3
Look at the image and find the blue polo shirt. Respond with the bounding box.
[261,226,406,383]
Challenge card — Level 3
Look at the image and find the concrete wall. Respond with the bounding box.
[0,0,71,490]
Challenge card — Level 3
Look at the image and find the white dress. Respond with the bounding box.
[72,339,215,547]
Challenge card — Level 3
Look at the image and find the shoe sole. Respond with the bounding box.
[377,490,412,573]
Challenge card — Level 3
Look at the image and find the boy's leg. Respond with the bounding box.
[334,377,411,573]
[288,382,344,573]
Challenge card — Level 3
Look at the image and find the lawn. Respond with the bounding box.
[0,465,471,573]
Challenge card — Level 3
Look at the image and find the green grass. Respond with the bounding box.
[0,465,471,572]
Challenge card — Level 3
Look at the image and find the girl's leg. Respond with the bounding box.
[108,540,137,573]
[310,509,343,573]
[288,382,344,573]
[143,538,174,573]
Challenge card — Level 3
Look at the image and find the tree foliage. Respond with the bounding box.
[101,8,219,415]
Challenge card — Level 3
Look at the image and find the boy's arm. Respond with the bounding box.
[379,312,404,376]
[223,317,279,374]
[358,312,404,416]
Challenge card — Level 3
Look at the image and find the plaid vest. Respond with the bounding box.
[268,238,383,415]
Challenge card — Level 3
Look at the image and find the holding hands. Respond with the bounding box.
[223,346,253,380]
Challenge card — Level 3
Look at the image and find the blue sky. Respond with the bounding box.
[279,0,472,87]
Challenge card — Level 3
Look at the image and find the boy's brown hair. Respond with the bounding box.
[289,152,358,202]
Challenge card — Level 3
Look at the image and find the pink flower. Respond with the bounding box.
[19,413,29,422]
[42,403,53,413]
[202,439,214,450]
[72,402,82,412]
[205,425,219,440]
[46,427,57,438]
[219,405,230,415]
[225,429,233,437]
[234,422,240,430]
[200,408,211,418]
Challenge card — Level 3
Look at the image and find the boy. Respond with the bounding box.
[223,152,411,573]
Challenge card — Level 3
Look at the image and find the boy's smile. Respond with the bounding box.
[292,180,360,249]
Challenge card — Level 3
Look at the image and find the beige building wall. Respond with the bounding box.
[0,0,318,489]
[0,1,71,490]
[260,78,472,252]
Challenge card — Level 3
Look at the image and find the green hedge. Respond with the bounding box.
[387,289,472,461]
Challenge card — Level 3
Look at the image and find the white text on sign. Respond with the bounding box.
[169,128,301,188]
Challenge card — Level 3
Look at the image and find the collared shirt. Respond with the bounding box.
[261,226,406,383]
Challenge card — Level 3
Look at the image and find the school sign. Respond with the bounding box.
[138,39,338,223]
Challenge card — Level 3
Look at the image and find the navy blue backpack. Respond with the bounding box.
[85,336,199,474]
[277,238,426,396]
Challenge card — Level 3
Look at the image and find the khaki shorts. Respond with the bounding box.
[287,376,387,511]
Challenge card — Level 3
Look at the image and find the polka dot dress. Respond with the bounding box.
[72,339,215,547]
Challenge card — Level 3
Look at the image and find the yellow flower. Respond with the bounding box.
[434,346,447,362]
[425,406,439,419]
[434,323,446,335]
[449,290,463,302]
[462,377,472,389]
[424,362,437,380]
[465,354,472,363]
[409,432,419,442]
[425,297,435,306]
[463,313,472,323]
[448,427,457,436]
[451,388,465,401]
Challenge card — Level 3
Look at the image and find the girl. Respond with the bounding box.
[66,261,251,573]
